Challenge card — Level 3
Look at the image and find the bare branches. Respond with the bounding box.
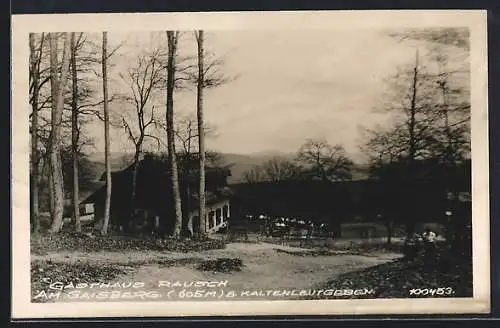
[263,157,301,182]
[158,114,216,154]
[118,45,165,166]
[77,94,118,113]
[29,33,49,109]
[122,117,138,146]
[297,139,353,182]
[144,134,162,151]
[190,44,235,89]
[144,105,158,129]
[29,32,46,230]
[120,48,166,111]
[107,40,125,60]
[200,55,234,88]
[162,30,236,93]
[362,35,471,180]
[83,35,126,63]
[30,31,119,155]
[243,165,264,184]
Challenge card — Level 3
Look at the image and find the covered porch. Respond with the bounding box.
[188,199,230,234]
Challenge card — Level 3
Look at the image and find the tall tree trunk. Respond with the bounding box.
[181,170,191,236]
[166,31,183,238]
[131,150,141,211]
[70,32,81,233]
[196,30,206,238]
[408,49,419,164]
[127,141,143,233]
[29,33,43,233]
[48,162,55,218]
[48,32,72,233]
[405,49,419,235]
[101,31,112,236]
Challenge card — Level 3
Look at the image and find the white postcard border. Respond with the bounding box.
[11,10,490,318]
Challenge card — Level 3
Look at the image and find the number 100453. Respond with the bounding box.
[409,287,455,296]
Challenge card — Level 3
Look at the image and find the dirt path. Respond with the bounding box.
[32,242,402,302]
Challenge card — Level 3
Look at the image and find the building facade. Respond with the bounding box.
[81,154,233,236]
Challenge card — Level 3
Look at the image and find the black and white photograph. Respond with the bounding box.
[11,10,490,318]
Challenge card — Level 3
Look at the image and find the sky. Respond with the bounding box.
[82,28,468,161]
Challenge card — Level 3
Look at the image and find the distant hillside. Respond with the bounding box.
[220,153,295,184]
[85,151,370,185]
[218,152,369,184]
[87,152,135,171]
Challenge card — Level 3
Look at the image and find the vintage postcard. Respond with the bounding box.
[11,10,490,318]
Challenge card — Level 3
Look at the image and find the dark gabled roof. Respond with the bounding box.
[81,158,232,207]
[80,185,105,205]
[79,181,106,203]
[98,160,232,182]
[98,164,133,182]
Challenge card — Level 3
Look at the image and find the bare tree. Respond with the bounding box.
[48,32,72,233]
[166,31,183,238]
[195,30,207,238]
[363,43,469,168]
[385,27,470,166]
[101,31,112,236]
[242,156,301,184]
[31,33,120,227]
[70,32,83,232]
[29,32,45,233]
[157,114,215,162]
[361,38,470,236]
[261,157,301,182]
[69,32,111,233]
[429,52,470,165]
[191,30,232,237]
[242,165,265,184]
[297,138,353,182]
[426,44,471,248]
[362,49,438,173]
[167,113,218,236]
[407,50,420,166]
[120,48,164,212]
[362,51,433,234]
[167,114,216,155]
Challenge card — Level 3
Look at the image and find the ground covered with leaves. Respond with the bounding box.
[196,258,244,273]
[274,248,363,256]
[261,236,405,253]
[305,247,472,299]
[31,231,226,255]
